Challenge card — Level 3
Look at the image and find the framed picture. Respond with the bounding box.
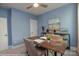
[48,18,60,31]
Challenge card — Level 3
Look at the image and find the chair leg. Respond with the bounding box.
[61,53,64,56]
[54,51,57,56]
[44,50,48,56]
[46,49,49,56]
[61,54,63,56]
[45,53,47,56]
[26,51,29,56]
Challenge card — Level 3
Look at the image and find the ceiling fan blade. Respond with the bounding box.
[40,4,47,8]
[26,5,32,9]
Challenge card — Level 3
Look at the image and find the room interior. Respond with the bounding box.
[0,3,78,56]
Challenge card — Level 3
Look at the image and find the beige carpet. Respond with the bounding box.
[0,43,78,56]
[0,44,26,56]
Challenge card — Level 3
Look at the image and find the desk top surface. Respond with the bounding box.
[32,39,67,54]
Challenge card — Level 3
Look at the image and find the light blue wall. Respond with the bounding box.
[0,8,37,46]
[11,9,37,45]
[0,8,8,17]
[37,4,77,47]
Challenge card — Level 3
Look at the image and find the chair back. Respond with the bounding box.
[24,39,38,56]
[27,36,39,40]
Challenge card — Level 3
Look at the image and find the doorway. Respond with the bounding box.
[30,19,38,37]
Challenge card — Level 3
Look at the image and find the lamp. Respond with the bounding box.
[33,3,39,8]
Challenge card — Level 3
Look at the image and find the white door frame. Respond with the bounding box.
[0,17,8,51]
[30,19,38,37]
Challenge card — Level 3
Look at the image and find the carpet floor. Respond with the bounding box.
[0,44,78,56]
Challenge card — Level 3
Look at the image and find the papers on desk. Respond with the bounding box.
[40,37,47,40]
[34,39,44,44]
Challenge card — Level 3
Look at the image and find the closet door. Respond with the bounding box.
[0,17,8,51]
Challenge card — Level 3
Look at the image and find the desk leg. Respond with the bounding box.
[69,34,70,49]
[46,49,49,56]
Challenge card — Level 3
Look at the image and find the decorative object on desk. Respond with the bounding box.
[41,26,46,36]
[47,36,51,40]
[53,29,56,33]
[46,29,49,33]
[42,32,46,36]
[42,26,45,32]
[47,34,52,40]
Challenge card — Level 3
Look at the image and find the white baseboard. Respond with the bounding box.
[70,47,77,51]
[12,43,24,48]
[8,45,13,48]
[8,43,24,49]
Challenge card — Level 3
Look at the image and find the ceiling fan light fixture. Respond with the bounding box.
[33,3,39,8]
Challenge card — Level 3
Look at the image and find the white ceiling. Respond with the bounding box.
[0,3,68,15]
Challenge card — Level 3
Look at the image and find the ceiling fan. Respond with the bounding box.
[26,3,48,9]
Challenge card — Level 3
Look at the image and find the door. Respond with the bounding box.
[0,17,8,51]
[30,19,38,37]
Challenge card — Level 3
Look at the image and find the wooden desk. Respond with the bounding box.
[33,39,67,56]
[54,31,70,49]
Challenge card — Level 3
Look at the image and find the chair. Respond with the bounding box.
[24,39,47,56]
